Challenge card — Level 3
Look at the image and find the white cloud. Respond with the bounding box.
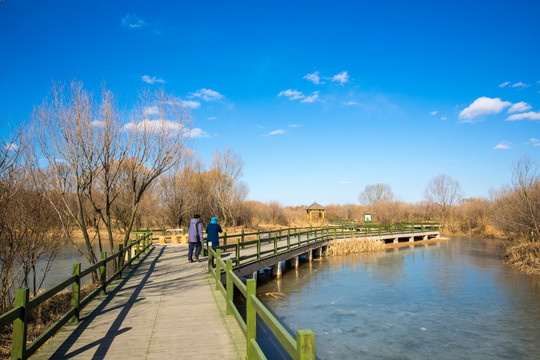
[143,106,159,115]
[499,81,511,88]
[208,116,217,120]
[141,75,165,84]
[346,101,358,106]
[507,101,532,114]
[301,91,320,103]
[265,129,285,136]
[506,111,540,121]
[288,124,301,128]
[4,143,18,151]
[441,116,448,121]
[189,128,209,138]
[90,120,105,128]
[303,71,321,84]
[124,119,183,133]
[430,110,438,116]
[527,138,540,146]
[331,71,350,85]
[190,88,224,101]
[511,81,528,88]
[459,97,512,122]
[182,100,201,109]
[122,14,148,29]
[493,141,512,150]
[277,89,304,100]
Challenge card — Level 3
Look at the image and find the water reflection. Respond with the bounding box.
[257,237,540,360]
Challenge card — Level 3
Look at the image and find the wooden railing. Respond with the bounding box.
[209,248,315,360]
[0,232,154,360]
[207,222,440,268]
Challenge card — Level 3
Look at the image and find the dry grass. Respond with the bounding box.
[503,240,540,276]
[0,283,97,359]
[326,237,386,256]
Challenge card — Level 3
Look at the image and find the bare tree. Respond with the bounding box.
[358,184,394,206]
[493,156,540,241]
[424,174,463,218]
[120,89,191,245]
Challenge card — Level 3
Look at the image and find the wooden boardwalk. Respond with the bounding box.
[33,244,246,360]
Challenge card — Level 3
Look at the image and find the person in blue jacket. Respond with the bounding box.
[187,214,203,262]
[206,217,223,248]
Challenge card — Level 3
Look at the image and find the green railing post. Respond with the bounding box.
[287,229,291,250]
[274,234,278,254]
[236,240,240,267]
[118,244,124,279]
[208,248,214,272]
[297,329,316,360]
[257,234,261,260]
[215,249,222,290]
[162,227,166,236]
[341,224,344,236]
[100,251,107,296]
[135,234,140,258]
[307,231,310,243]
[224,231,228,248]
[226,260,233,315]
[279,227,282,239]
[127,239,132,268]
[12,288,29,360]
[246,279,257,360]
[71,263,81,323]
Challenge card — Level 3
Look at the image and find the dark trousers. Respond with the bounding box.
[188,242,201,260]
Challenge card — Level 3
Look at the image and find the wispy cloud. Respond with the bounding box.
[288,124,301,128]
[265,129,285,136]
[190,88,224,101]
[507,111,540,121]
[277,89,304,100]
[346,101,358,106]
[499,81,511,88]
[507,101,532,114]
[141,75,165,84]
[441,116,448,121]
[124,119,183,133]
[208,116,217,120]
[493,141,512,150]
[122,14,148,29]
[182,100,200,109]
[430,110,438,116]
[331,71,349,85]
[301,91,320,103]
[5,143,19,151]
[304,71,322,84]
[526,138,540,147]
[511,81,528,88]
[459,97,512,122]
[189,128,209,138]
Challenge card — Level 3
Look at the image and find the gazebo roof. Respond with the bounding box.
[306,202,325,210]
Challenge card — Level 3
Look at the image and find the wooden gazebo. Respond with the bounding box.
[306,202,325,221]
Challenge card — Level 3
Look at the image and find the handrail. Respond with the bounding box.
[208,247,315,360]
[0,231,154,360]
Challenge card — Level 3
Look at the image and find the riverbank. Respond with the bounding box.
[503,240,540,276]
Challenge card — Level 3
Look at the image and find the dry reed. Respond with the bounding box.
[503,240,540,276]
[326,237,386,256]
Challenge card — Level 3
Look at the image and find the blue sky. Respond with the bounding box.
[1,0,539,206]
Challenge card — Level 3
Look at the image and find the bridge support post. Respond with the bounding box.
[293,256,300,269]
[272,262,283,278]
[423,235,428,240]
[307,250,313,263]
[393,238,398,244]
[409,237,414,242]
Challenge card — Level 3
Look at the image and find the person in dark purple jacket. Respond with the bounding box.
[187,214,203,262]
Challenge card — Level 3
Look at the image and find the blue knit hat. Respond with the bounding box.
[211,217,218,224]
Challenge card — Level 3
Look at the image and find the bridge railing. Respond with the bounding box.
[208,248,315,360]
[208,222,440,269]
[0,232,154,360]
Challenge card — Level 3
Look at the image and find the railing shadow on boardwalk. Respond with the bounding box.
[48,246,165,359]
